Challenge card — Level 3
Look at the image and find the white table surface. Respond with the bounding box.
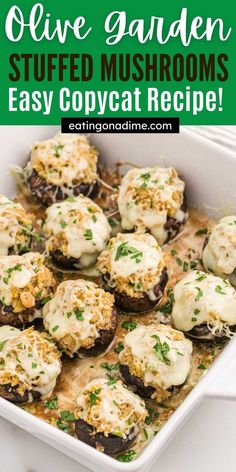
[1,126,236,472]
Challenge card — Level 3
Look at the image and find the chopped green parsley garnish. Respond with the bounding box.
[195,287,203,302]
[52,325,59,332]
[53,143,64,157]
[60,220,67,229]
[145,408,159,425]
[215,285,226,295]
[195,273,207,282]
[195,228,208,236]
[121,321,137,331]
[44,397,58,410]
[114,341,124,353]
[108,217,118,227]
[176,257,182,266]
[74,308,85,320]
[116,450,136,462]
[152,335,170,365]
[60,410,76,422]
[84,229,93,240]
[89,388,101,406]
[0,340,8,352]
[101,362,119,371]
[115,241,143,263]
[159,288,174,315]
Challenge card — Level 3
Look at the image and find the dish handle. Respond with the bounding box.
[205,347,236,401]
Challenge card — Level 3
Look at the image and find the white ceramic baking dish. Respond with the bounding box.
[0,126,236,472]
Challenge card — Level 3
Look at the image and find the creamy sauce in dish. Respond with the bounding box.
[13,165,225,462]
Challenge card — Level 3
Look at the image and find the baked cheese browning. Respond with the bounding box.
[0,195,33,255]
[43,279,115,357]
[172,270,236,336]
[27,133,99,187]
[97,232,167,298]
[117,166,187,245]
[0,252,55,313]
[202,216,236,285]
[119,324,192,401]
[76,378,147,438]
[0,326,61,398]
[45,195,111,267]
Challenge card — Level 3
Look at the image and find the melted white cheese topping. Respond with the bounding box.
[172,270,236,334]
[0,194,32,256]
[202,216,236,286]
[45,196,111,267]
[28,133,98,187]
[117,166,186,245]
[0,326,61,398]
[119,324,192,396]
[97,232,166,298]
[0,252,54,311]
[43,279,115,357]
[76,378,147,438]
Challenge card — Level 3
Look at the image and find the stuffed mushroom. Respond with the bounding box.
[45,195,111,269]
[25,133,99,207]
[75,378,147,454]
[43,279,118,357]
[172,270,236,341]
[117,166,187,245]
[0,325,61,403]
[0,194,33,255]
[202,216,236,286]
[119,324,192,400]
[0,252,55,327]
[97,232,168,312]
